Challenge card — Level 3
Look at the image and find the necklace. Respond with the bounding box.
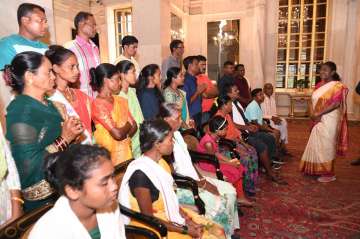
[59,87,75,103]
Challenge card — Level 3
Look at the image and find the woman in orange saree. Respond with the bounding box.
[300,61,348,183]
[90,63,137,165]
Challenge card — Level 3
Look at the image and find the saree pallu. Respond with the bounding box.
[163,87,190,125]
[119,88,144,158]
[300,81,348,175]
[92,96,132,165]
[49,89,93,144]
[6,95,62,211]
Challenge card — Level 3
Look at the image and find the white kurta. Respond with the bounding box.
[29,196,126,239]
[261,95,288,144]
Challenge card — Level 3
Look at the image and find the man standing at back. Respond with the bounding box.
[182,56,206,129]
[196,55,218,124]
[218,61,235,94]
[64,11,100,98]
[161,39,184,82]
[114,35,140,77]
[234,64,251,107]
[0,3,49,126]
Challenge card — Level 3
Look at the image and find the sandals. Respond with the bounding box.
[317,176,336,183]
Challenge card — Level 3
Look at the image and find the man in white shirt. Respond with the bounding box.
[261,83,290,152]
[114,35,140,77]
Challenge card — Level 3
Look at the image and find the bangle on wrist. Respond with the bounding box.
[11,196,24,204]
[181,225,188,234]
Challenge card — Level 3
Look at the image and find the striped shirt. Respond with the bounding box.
[64,36,100,98]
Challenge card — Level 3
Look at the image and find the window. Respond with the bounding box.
[114,8,132,57]
[276,0,328,89]
[207,19,240,81]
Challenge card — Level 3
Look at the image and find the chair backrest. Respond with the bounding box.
[125,225,160,239]
[0,203,54,239]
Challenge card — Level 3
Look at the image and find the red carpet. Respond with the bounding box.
[239,119,360,239]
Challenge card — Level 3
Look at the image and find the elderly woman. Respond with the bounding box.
[4,51,82,211]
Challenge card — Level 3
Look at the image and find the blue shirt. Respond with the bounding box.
[182,72,202,117]
[0,34,48,70]
[244,100,263,125]
[137,88,162,120]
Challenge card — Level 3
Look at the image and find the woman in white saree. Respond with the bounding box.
[300,61,348,183]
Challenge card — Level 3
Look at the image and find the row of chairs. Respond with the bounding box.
[0,140,227,239]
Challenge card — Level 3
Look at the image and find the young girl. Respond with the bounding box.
[29,144,125,239]
[90,63,137,165]
[197,116,253,206]
[137,64,164,120]
[116,60,144,158]
[215,96,259,196]
[163,67,193,129]
[46,45,93,144]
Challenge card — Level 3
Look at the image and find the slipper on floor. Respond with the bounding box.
[317,176,336,183]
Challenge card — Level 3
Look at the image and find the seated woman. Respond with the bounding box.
[137,64,164,120]
[90,63,137,166]
[116,60,144,158]
[29,144,125,239]
[119,119,226,239]
[5,51,83,211]
[46,45,93,144]
[197,116,253,206]
[215,96,259,196]
[0,122,21,226]
[159,103,240,238]
[163,67,194,129]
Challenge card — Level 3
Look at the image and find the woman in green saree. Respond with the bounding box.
[4,51,83,211]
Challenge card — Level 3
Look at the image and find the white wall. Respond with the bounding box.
[53,0,90,45]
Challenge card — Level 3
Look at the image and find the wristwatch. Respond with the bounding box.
[181,225,189,234]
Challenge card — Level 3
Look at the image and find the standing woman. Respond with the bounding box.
[29,144,125,239]
[4,51,82,211]
[46,45,93,144]
[119,119,226,239]
[300,61,348,183]
[116,60,144,158]
[137,64,164,120]
[90,63,137,166]
[163,67,192,128]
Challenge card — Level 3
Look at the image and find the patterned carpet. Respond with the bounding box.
[239,119,360,239]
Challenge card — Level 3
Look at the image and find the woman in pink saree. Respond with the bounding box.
[300,61,348,183]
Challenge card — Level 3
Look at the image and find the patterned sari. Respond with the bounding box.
[163,87,190,125]
[300,81,348,175]
[92,96,133,165]
[215,111,259,194]
[6,95,62,211]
